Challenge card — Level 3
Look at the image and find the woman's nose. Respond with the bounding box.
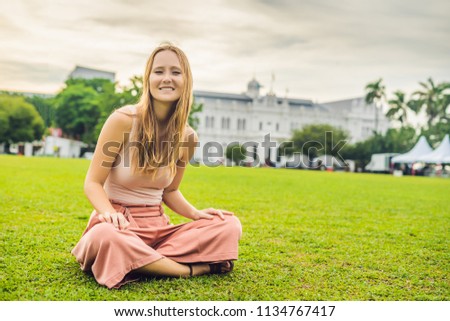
[162,72,171,82]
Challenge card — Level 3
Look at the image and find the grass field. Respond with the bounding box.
[0,155,449,301]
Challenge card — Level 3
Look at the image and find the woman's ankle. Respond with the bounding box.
[190,263,210,276]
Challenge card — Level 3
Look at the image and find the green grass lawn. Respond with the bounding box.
[0,155,449,300]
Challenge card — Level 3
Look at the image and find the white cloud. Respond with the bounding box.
[0,0,448,101]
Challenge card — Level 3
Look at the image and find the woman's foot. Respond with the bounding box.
[209,260,234,274]
[187,261,234,276]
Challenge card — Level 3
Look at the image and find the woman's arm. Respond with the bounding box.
[83,108,132,228]
[162,167,200,220]
[162,127,233,220]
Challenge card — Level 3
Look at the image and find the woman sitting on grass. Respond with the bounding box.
[71,42,242,289]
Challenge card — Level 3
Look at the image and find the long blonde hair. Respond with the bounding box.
[131,43,193,178]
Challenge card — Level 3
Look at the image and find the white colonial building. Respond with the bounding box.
[193,78,390,165]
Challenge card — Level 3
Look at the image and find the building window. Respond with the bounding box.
[221,117,230,130]
[259,122,263,131]
[205,116,215,129]
[237,118,247,130]
[276,123,279,131]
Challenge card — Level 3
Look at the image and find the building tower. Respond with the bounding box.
[246,78,262,99]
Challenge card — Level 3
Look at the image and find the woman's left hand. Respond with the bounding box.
[193,208,234,221]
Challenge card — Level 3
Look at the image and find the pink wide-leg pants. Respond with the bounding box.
[71,202,242,289]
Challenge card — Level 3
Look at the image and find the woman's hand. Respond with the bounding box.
[193,208,234,221]
[98,211,130,230]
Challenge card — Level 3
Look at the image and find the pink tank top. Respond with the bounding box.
[104,106,173,205]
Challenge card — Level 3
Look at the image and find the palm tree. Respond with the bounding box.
[409,78,450,127]
[386,90,409,125]
[365,78,386,133]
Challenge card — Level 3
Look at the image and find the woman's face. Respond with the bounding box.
[149,50,184,105]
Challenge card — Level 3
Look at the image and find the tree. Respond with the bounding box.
[118,75,143,106]
[409,78,450,127]
[54,83,101,144]
[340,137,378,170]
[0,94,45,153]
[66,77,116,94]
[25,95,56,128]
[420,121,450,147]
[383,126,417,152]
[280,124,349,161]
[189,100,203,130]
[365,78,386,133]
[91,77,135,141]
[0,108,8,139]
[225,143,246,166]
[67,77,122,116]
[386,90,409,126]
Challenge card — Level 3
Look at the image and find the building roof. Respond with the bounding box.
[194,90,253,102]
[194,89,314,107]
[68,65,116,82]
[320,97,366,109]
[286,98,315,108]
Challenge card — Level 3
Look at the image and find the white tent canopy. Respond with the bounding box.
[417,134,450,164]
[391,136,433,163]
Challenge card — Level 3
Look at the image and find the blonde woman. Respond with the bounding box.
[71,43,242,289]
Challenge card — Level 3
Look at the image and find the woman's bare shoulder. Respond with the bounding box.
[104,106,135,132]
[115,104,138,117]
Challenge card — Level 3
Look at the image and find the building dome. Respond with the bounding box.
[247,78,262,98]
[248,78,261,89]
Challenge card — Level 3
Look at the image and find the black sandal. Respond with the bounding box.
[209,260,234,274]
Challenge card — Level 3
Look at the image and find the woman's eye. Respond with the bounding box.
[154,70,163,74]
[173,71,181,75]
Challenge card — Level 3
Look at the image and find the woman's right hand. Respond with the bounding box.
[98,211,130,230]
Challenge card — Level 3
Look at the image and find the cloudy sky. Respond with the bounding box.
[0,0,449,103]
